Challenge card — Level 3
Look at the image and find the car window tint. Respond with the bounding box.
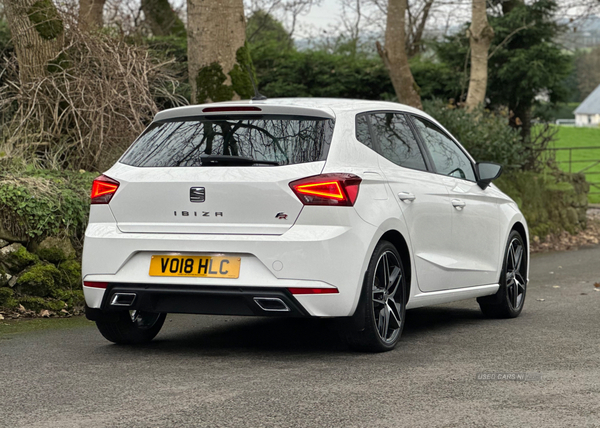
[355,114,374,149]
[370,113,426,171]
[120,115,334,167]
[412,116,476,181]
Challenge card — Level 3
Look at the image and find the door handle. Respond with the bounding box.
[452,199,466,209]
[398,192,416,202]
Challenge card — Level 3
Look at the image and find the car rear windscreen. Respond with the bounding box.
[120,115,335,167]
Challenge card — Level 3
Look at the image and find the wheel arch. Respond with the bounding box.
[378,229,412,304]
[509,220,529,282]
[510,221,528,249]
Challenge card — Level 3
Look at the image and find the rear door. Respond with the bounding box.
[356,112,455,293]
[106,113,335,235]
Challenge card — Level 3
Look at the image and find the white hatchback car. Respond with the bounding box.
[82,98,529,351]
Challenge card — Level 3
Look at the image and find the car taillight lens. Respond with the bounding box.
[83,281,108,289]
[288,287,339,295]
[91,175,120,205]
[289,173,362,206]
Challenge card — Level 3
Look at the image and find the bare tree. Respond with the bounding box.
[187,0,248,103]
[465,0,494,110]
[79,0,105,30]
[376,0,422,108]
[339,0,362,55]
[3,0,64,82]
[405,0,434,57]
[246,0,319,40]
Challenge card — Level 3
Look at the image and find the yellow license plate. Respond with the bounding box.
[149,255,241,278]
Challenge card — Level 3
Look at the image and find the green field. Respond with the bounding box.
[549,126,600,204]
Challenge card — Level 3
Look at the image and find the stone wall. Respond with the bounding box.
[496,171,589,238]
[0,237,84,318]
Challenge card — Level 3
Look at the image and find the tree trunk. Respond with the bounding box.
[406,0,434,59]
[187,0,250,104]
[465,0,494,110]
[377,0,422,109]
[79,0,105,31]
[510,102,531,142]
[3,0,64,83]
[141,0,186,37]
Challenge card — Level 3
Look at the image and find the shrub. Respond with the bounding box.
[0,165,94,242]
[423,99,525,170]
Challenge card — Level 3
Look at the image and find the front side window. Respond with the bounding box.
[370,113,427,171]
[120,115,335,167]
[412,116,476,181]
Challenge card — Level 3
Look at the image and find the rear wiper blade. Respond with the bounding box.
[200,155,279,166]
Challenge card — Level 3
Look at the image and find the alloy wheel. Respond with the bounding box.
[505,237,526,311]
[372,251,404,343]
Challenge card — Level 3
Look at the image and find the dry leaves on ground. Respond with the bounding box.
[531,208,600,253]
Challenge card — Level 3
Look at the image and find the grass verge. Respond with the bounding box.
[0,315,94,340]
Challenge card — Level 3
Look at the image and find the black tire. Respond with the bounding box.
[344,241,406,352]
[478,230,527,318]
[96,311,166,344]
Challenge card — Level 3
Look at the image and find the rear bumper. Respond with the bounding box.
[82,206,377,317]
[86,283,310,320]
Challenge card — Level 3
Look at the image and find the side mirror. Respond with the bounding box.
[476,162,502,190]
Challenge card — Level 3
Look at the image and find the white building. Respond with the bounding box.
[575,84,600,127]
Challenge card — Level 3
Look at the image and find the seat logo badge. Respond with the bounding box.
[275,212,288,220]
[190,187,205,203]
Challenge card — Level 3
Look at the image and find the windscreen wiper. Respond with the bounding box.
[200,155,279,166]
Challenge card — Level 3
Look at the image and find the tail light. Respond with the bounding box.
[288,287,339,295]
[289,173,362,206]
[83,281,108,289]
[91,175,120,204]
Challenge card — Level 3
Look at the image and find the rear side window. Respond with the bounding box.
[120,115,335,167]
[369,113,427,171]
[355,114,374,149]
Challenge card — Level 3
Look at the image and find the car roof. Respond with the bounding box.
[153,98,428,122]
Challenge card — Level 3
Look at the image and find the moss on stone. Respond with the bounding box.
[0,287,14,306]
[27,0,64,41]
[37,236,75,264]
[1,245,39,274]
[229,42,255,99]
[196,62,235,103]
[57,259,81,289]
[52,289,84,308]
[19,296,65,312]
[495,170,589,238]
[16,263,60,297]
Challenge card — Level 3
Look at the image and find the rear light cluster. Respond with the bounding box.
[91,175,120,204]
[289,173,362,206]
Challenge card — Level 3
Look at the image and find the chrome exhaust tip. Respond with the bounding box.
[110,293,137,307]
[253,297,290,312]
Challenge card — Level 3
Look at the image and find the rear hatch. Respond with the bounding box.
[105,105,335,235]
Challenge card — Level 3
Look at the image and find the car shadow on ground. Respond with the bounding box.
[96,305,487,356]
